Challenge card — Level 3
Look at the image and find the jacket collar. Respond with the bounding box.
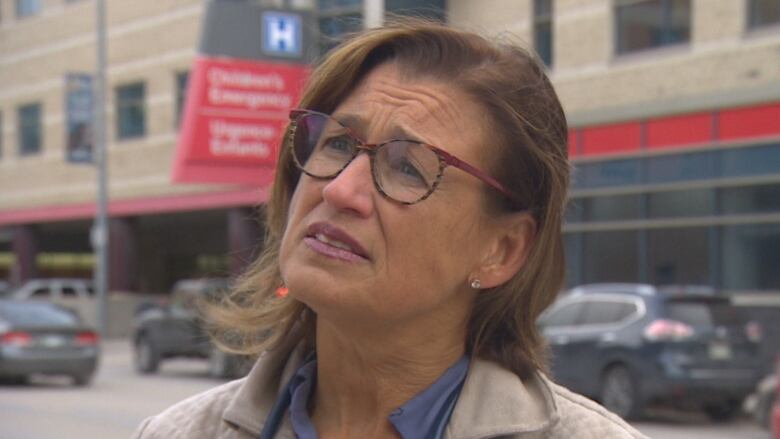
[222,334,307,437]
[446,359,558,438]
[222,340,559,438]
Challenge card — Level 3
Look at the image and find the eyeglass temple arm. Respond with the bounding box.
[436,148,521,203]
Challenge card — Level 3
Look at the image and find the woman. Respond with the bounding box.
[134,20,646,439]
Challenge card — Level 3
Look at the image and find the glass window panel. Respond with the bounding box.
[574,158,641,189]
[615,0,691,55]
[648,189,713,218]
[116,83,145,139]
[319,0,362,9]
[581,301,636,325]
[721,223,780,290]
[175,72,189,127]
[564,233,582,288]
[535,21,553,66]
[720,143,780,178]
[541,302,585,327]
[749,0,780,28]
[721,183,780,215]
[535,0,552,16]
[565,199,584,223]
[534,0,553,66]
[386,0,446,20]
[667,0,691,44]
[647,227,709,286]
[319,13,363,53]
[583,230,639,283]
[616,0,663,54]
[645,150,714,184]
[584,194,641,221]
[18,103,42,156]
[0,302,79,326]
[16,0,41,18]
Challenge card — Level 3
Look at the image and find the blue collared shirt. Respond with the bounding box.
[260,354,470,439]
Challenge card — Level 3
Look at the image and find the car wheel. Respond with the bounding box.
[135,335,160,374]
[208,347,234,379]
[601,365,641,420]
[704,399,741,422]
[72,374,93,386]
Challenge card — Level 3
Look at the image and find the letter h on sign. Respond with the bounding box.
[262,12,302,58]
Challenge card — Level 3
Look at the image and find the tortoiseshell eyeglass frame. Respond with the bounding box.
[288,109,521,206]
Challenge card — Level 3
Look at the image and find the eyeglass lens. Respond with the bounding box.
[292,112,442,203]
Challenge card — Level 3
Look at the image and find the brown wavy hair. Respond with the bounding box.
[207,18,569,379]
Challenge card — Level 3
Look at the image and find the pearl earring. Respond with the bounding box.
[470,279,481,289]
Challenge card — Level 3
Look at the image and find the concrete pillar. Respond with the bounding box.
[109,217,138,292]
[11,225,38,286]
[228,207,263,277]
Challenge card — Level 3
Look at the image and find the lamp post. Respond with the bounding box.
[92,0,109,337]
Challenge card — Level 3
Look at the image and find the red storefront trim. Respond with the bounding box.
[569,101,780,158]
[0,187,269,227]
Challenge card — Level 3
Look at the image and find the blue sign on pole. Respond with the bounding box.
[262,12,302,57]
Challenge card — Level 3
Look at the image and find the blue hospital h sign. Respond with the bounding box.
[262,12,302,57]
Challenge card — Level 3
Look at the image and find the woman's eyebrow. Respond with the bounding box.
[333,112,426,143]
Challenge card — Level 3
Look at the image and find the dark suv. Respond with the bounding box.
[539,283,762,420]
[132,278,250,379]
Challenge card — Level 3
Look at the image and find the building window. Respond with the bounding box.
[15,0,42,18]
[720,183,780,215]
[318,0,363,54]
[573,158,641,189]
[748,0,780,29]
[175,72,189,128]
[647,227,709,285]
[534,0,553,66]
[583,194,642,222]
[647,189,713,218]
[385,0,446,21]
[18,103,42,156]
[615,0,691,55]
[721,224,780,290]
[583,230,639,283]
[116,83,145,140]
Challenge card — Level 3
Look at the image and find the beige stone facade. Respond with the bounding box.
[2,0,780,213]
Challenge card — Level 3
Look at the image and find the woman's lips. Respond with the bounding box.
[304,222,370,262]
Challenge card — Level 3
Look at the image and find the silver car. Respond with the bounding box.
[0,300,99,385]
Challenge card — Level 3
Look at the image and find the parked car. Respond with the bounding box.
[132,278,250,379]
[0,300,99,385]
[538,283,762,421]
[11,278,94,300]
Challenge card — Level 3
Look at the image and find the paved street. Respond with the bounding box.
[0,339,772,438]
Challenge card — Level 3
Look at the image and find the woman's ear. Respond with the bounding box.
[473,212,536,289]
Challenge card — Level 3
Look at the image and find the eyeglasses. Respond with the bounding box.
[288,109,519,205]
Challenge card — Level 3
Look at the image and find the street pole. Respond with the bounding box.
[363,0,384,29]
[93,0,109,337]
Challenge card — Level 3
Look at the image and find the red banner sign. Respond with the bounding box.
[172,56,308,186]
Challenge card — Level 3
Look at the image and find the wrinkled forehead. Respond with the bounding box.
[330,63,492,154]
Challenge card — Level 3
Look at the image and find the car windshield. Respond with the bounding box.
[0,302,80,326]
[666,299,744,328]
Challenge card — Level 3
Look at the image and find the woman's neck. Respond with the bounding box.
[309,316,467,439]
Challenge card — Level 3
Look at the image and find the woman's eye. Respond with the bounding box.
[393,159,429,186]
[323,136,354,153]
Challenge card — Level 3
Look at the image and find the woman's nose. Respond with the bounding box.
[321,153,374,217]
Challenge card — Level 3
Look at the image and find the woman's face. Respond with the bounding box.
[279,62,504,329]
